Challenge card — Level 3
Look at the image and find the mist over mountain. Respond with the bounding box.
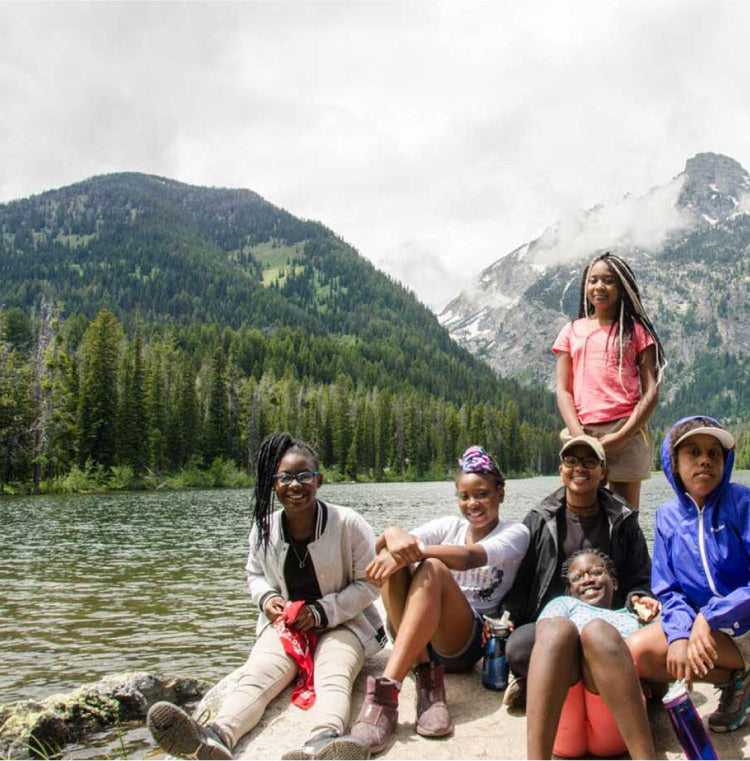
[439,153,750,425]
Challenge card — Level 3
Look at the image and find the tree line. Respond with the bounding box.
[0,306,565,494]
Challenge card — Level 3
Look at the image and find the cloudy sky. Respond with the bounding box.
[2,1,749,310]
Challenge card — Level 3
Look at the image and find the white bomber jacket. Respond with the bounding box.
[246,501,386,657]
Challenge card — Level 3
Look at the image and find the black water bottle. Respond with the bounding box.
[482,611,511,691]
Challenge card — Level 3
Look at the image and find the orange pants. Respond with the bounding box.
[553,680,630,758]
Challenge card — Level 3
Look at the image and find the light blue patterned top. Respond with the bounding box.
[538,596,640,638]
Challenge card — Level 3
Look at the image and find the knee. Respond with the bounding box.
[536,617,579,654]
[580,620,623,659]
[414,556,450,581]
[507,624,535,675]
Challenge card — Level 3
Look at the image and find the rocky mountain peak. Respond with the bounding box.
[678,152,750,222]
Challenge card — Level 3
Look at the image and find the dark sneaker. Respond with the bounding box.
[147,701,233,760]
[502,674,526,713]
[414,662,453,737]
[708,668,750,733]
[350,676,399,754]
[281,730,371,760]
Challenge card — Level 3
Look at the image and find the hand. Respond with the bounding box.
[263,595,285,623]
[688,613,718,678]
[383,527,424,565]
[666,639,692,683]
[631,595,660,623]
[290,604,317,633]
[366,550,404,586]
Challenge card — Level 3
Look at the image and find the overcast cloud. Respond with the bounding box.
[1,1,749,310]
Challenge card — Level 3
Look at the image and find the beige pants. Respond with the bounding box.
[214,624,365,748]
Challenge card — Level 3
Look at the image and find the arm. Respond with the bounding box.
[599,344,659,453]
[616,513,653,607]
[555,352,584,436]
[246,530,287,623]
[314,512,380,630]
[651,508,698,644]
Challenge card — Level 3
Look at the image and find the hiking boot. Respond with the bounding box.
[147,701,232,760]
[350,676,399,754]
[281,729,371,760]
[414,662,453,737]
[708,668,750,733]
[502,674,526,713]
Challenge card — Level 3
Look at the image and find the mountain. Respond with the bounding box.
[0,172,556,417]
[439,152,750,425]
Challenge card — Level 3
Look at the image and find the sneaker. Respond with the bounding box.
[146,701,233,760]
[350,676,399,754]
[414,662,453,737]
[502,674,526,713]
[281,730,371,760]
[708,668,750,733]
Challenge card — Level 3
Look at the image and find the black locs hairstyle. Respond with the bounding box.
[252,432,320,550]
[578,252,667,387]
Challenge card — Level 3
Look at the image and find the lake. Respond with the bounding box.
[1,472,719,708]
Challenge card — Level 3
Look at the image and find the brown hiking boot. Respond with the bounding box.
[414,662,453,737]
[350,676,399,754]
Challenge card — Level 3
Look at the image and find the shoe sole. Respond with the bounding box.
[709,712,748,733]
[282,737,371,760]
[147,702,232,760]
[416,722,454,738]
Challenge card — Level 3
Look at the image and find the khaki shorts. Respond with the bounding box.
[561,418,652,482]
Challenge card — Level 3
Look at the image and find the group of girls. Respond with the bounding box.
[144,252,750,761]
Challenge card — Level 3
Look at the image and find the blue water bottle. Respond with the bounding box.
[662,680,719,760]
[482,611,511,691]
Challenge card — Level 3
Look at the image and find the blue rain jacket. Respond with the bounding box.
[652,415,750,643]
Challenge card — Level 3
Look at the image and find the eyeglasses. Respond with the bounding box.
[561,454,601,469]
[568,566,608,584]
[273,470,319,486]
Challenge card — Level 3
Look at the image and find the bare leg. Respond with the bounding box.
[526,617,581,760]
[382,558,475,683]
[609,480,641,511]
[628,621,742,684]
[580,620,654,759]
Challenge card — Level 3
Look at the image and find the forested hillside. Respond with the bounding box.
[0,174,560,492]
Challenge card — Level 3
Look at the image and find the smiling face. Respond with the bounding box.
[273,448,322,518]
[676,433,724,507]
[559,444,607,508]
[586,260,620,318]
[456,472,503,538]
[566,552,616,609]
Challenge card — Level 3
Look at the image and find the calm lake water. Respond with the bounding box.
[4,472,728,708]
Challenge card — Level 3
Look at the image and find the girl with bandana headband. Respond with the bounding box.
[350,446,530,755]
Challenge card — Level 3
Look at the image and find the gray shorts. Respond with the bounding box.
[725,627,750,671]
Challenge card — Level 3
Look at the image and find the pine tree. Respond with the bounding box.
[120,324,149,475]
[77,310,121,469]
[203,347,230,464]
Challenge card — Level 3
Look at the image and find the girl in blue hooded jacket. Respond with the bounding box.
[628,416,750,734]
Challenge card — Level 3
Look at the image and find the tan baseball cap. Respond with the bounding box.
[672,426,735,451]
[560,435,607,466]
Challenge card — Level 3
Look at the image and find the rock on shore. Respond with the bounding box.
[0,672,209,759]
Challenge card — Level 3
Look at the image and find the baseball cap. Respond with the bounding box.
[560,435,607,466]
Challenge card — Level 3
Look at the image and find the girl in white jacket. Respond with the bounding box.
[147,432,384,760]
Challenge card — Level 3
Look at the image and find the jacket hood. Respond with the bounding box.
[660,415,734,508]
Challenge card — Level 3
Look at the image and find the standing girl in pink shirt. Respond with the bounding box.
[553,252,667,511]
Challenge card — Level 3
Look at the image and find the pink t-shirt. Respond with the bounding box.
[552,318,654,425]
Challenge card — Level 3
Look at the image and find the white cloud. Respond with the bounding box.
[1,1,750,310]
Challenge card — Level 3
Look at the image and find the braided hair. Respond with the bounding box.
[561,548,618,592]
[252,431,320,550]
[577,252,667,388]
